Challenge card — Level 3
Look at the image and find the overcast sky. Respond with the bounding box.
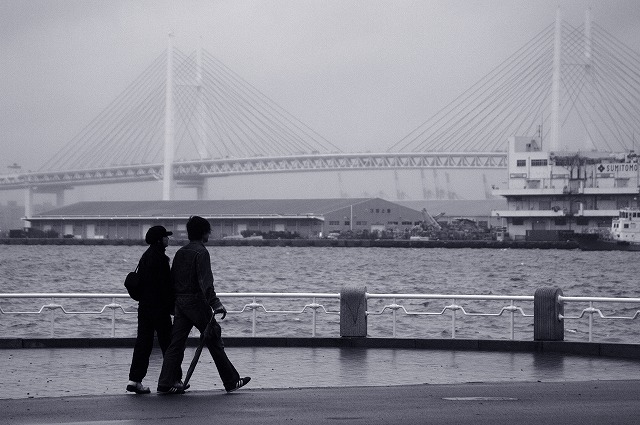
[1,0,639,178]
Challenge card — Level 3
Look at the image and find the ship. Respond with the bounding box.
[573,208,640,251]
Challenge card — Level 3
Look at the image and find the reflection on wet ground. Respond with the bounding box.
[3,346,639,399]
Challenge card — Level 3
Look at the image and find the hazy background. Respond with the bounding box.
[2,0,640,204]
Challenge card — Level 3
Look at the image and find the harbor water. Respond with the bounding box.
[1,245,639,342]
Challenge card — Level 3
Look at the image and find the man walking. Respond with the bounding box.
[157,216,250,394]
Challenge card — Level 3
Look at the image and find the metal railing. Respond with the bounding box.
[1,292,640,342]
[560,296,640,342]
[366,294,534,339]
[0,293,340,338]
[223,293,340,337]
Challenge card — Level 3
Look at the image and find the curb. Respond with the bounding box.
[1,337,639,359]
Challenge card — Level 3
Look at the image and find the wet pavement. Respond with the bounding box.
[3,346,640,424]
[3,345,640,399]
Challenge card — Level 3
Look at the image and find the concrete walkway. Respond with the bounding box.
[2,346,640,423]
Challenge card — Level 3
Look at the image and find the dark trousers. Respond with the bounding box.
[128,303,174,382]
[158,296,239,389]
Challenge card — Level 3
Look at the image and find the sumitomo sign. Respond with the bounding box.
[596,163,638,177]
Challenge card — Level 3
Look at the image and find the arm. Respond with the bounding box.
[195,250,226,318]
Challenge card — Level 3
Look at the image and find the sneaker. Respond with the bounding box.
[175,380,190,391]
[225,377,251,393]
[157,383,185,395]
[126,381,150,394]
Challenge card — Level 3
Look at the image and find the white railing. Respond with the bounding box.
[367,294,534,339]
[0,293,340,338]
[560,296,640,342]
[222,293,340,337]
[1,292,640,342]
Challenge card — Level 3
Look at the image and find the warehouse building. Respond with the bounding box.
[26,198,425,240]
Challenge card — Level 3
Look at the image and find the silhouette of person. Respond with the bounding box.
[157,216,250,394]
[126,225,177,394]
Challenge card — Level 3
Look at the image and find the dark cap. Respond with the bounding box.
[145,225,173,244]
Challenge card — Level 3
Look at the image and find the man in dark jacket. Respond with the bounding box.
[126,225,177,394]
[157,216,250,394]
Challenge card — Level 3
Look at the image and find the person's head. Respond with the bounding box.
[187,216,211,241]
[145,225,172,246]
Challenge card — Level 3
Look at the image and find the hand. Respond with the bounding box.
[213,306,227,320]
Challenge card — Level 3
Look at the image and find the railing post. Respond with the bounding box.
[534,287,564,341]
[588,301,593,342]
[451,298,457,339]
[252,296,257,337]
[392,297,397,338]
[312,297,317,338]
[340,285,367,337]
[50,297,55,338]
[111,297,116,338]
[510,299,515,340]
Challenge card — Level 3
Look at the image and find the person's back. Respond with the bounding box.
[172,239,222,312]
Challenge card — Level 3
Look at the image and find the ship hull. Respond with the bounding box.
[573,234,640,251]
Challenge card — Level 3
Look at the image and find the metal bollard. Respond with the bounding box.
[534,287,564,341]
[340,285,367,337]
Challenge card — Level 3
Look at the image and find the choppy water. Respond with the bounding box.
[1,245,639,342]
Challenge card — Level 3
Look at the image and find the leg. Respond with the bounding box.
[155,311,183,381]
[128,305,155,382]
[202,319,240,389]
[155,311,173,355]
[157,307,192,388]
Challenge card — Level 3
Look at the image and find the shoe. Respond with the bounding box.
[225,377,251,393]
[175,380,190,390]
[126,381,150,394]
[157,383,185,395]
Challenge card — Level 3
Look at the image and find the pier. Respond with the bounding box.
[3,286,640,423]
[2,340,640,424]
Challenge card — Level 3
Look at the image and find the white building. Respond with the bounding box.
[492,136,639,240]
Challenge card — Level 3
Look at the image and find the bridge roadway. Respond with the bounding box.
[2,340,640,424]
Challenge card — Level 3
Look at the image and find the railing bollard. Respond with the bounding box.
[534,287,564,341]
[340,285,367,337]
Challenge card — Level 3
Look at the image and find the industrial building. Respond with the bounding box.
[492,136,639,240]
[26,198,426,240]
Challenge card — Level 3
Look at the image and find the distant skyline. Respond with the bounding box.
[1,1,640,203]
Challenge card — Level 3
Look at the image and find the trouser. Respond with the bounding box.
[157,296,239,389]
[128,303,174,382]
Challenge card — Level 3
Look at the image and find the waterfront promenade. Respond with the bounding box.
[2,340,640,424]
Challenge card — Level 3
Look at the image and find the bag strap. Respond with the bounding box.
[134,258,141,273]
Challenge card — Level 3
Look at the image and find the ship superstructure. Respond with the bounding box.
[492,136,639,240]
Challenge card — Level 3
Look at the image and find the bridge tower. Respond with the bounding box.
[162,32,175,200]
[550,8,562,151]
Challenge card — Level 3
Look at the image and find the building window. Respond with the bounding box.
[387,221,398,225]
[576,217,589,226]
[356,221,367,225]
[402,221,412,225]
[329,221,340,225]
[516,159,526,167]
[387,209,391,213]
[376,209,379,213]
[344,221,350,226]
[531,159,548,167]
[370,209,374,213]
[554,218,566,226]
[512,218,524,225]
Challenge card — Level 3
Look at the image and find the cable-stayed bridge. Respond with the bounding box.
[2,14,640,206]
